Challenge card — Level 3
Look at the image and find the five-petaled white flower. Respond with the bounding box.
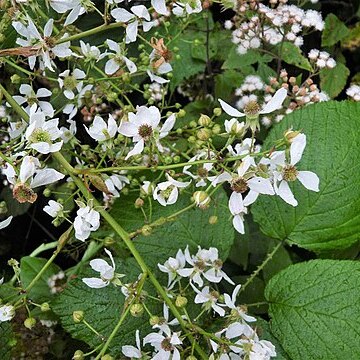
[193,285,226,317]
[82,249,118,288]
[58,68,86,100]
[143,330,182,360]
[265,133,319,206]
[158,249,186,287]
[43,200,64,218]
[153,174,191,206]
[104,39,137,75]
[0,304,15,322]
[84,114,118,142]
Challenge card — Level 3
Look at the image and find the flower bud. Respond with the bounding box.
[0,201,8,215]
[43,188,51,197]
[134,198,144,208]
[101,355,114,360]
[175,295,188,308]
[196,128,212,141]
[41,302,50,312]
[130,304,144,317]
[141,225,152,236]
[189,120,197,128]
[73,310,84,323]
[198,114,211,127]
[209,215,218,224]
[72,350,84,360]
[213,107,222,116]
[193,191,211,208]
[284,129,301,143]
[10,74,21,84]
[186,356,198,360]
[88,174,110,194]
[212,124,221,134]
[103,236,115,247]
[24,317,36,330]
[149,315,160,326]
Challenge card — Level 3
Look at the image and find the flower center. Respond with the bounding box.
[283,165,299,182]
[27,96,38,106]
[210,290,220,299]
[213,259,223,269]
[13,183,37,204]
[231,177,248,193]
[161,337,174,352]
[138,124,153,140]
[44,36,56,48]
[194,259,206,271]
[63,75,77,90]
[197,167,208,178]
[160,186,174,201]
[244,100,261,116]
[30,129,52,144]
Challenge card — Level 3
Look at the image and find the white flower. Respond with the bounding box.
[143,331,182,360]
[141,180,154,195]
[152,0,169,15]
[193,285,226,317]
[104,39,137,75]
[152,304,180,336]
[224,285,257,323]
[73,205,100,241]
[82,249,117,288]
[225,118,245,136]
[43,200,63,218]
[111,5,156,43]
[25,109,63,154]
[0,216,13,230]
[118,106,161,160]
[122,330,142,358]
[84,114,117,142]
[183,151,216,187]
[267,134,319,206]
[158,249,186,287]
[0,304,15,322]
[153,174,191,206]
[13,84,54,117]
[63,83,93,120]
[80,40,103,61]
[347,84,360,101]
[58,68,86,100]
[173,0,202,16]
[3,156,65,203]
[104,174,129,198]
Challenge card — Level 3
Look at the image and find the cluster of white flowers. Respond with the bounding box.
[346,84,360,101]
[228,1,324,54]
[308,49,336,69]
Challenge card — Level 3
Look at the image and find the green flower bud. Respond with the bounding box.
[209,215,218,224]
[24,317,36,330]
[198,114,211,127]
[189,120,197,128]
[73,310,84,323]
[188,136,196,144]
[149,315,160,326]
[103,236,116,247]
[41,302,50,312]
[213,107,222,116]
[101,355,114,360]
[175,295,188,308]
[141,225,152,236]
[177,109,186,118]
[130,303,144,317]
[173,155,181,163]
[193,191,211,208]
[43,188,51,197]
[134,198,144,208]
[196,128,212,141]
[212,124,221,134]
[72,350,84,360]
[10,74,21,84]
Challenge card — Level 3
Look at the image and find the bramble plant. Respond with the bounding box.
[0,0,360,359]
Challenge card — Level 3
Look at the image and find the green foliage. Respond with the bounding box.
[222,47,271,70]
[266,260,360,360]
[252,101,360,256]
[320,62,350,98]
[278,42,312,71]
[214,70,245,100]
[0,323,13,360]
[110,188,235,268]
[322,14,350,47]
[20,257,62,303]
[52,258,160,356]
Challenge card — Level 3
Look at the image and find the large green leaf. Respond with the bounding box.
[252,101,360,255]
[278,42,312,71]
[110,188,235,268]
[320,63,350,98]
[322,14,350,47]
[52,258,161,356]
[265,260,360,360]
[20,257,62,303]
[0,323,13,360]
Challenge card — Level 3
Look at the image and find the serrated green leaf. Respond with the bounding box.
[110,188,235,268]
[214,70,244,100]
[222,47,271,70]
[52,258,161,356]
[20,257,62,302]
[252,101,360,255]
[320,63,350,98]
[322,14,350,47]
[279,42,312,71]
[0,322,13,360]
[265,260,360,360]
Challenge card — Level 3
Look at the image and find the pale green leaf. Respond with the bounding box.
[322,14,350,47]
[320,63,350,98]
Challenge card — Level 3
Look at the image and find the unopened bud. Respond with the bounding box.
[175,295,188,308]
[103,236,115,247]
[213,107,222,116]
[141,225,152,236]
[24,317,36,330]
[130,303,144,317]
[212,124,221,134]
[196,128,212,141]
[198,114,211,127]
[177,109,186,117]
[73,310,84,323]
[134,198,144,208]
[101,355,114,360]
[72,350,84,360]
[41,302,50,312]
[193,191,211,208]
[186,356,198,360]
[149,315,160,326]
[43,188,51,197]
[209,215,218,224]
[88,174,110,194]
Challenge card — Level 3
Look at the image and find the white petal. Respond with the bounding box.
[277,181,298,206]
[126,21,138,43]
[233,214,245,234]
[111,8,134,22]
[0,216,13,230]
[152,0,169,15]
[31,169,65,188]
[261,87,287,114]
[131,5,150,20]
[122,345,141,358]
[82,278,107,288]
[247,177,275,195]
[105,59,119,75]
[123,56,137,74]
[218,99,244,117]
[290,133,306,165]
[297,171,319,192]
[125,139,144,160]
[229,192,244,215]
